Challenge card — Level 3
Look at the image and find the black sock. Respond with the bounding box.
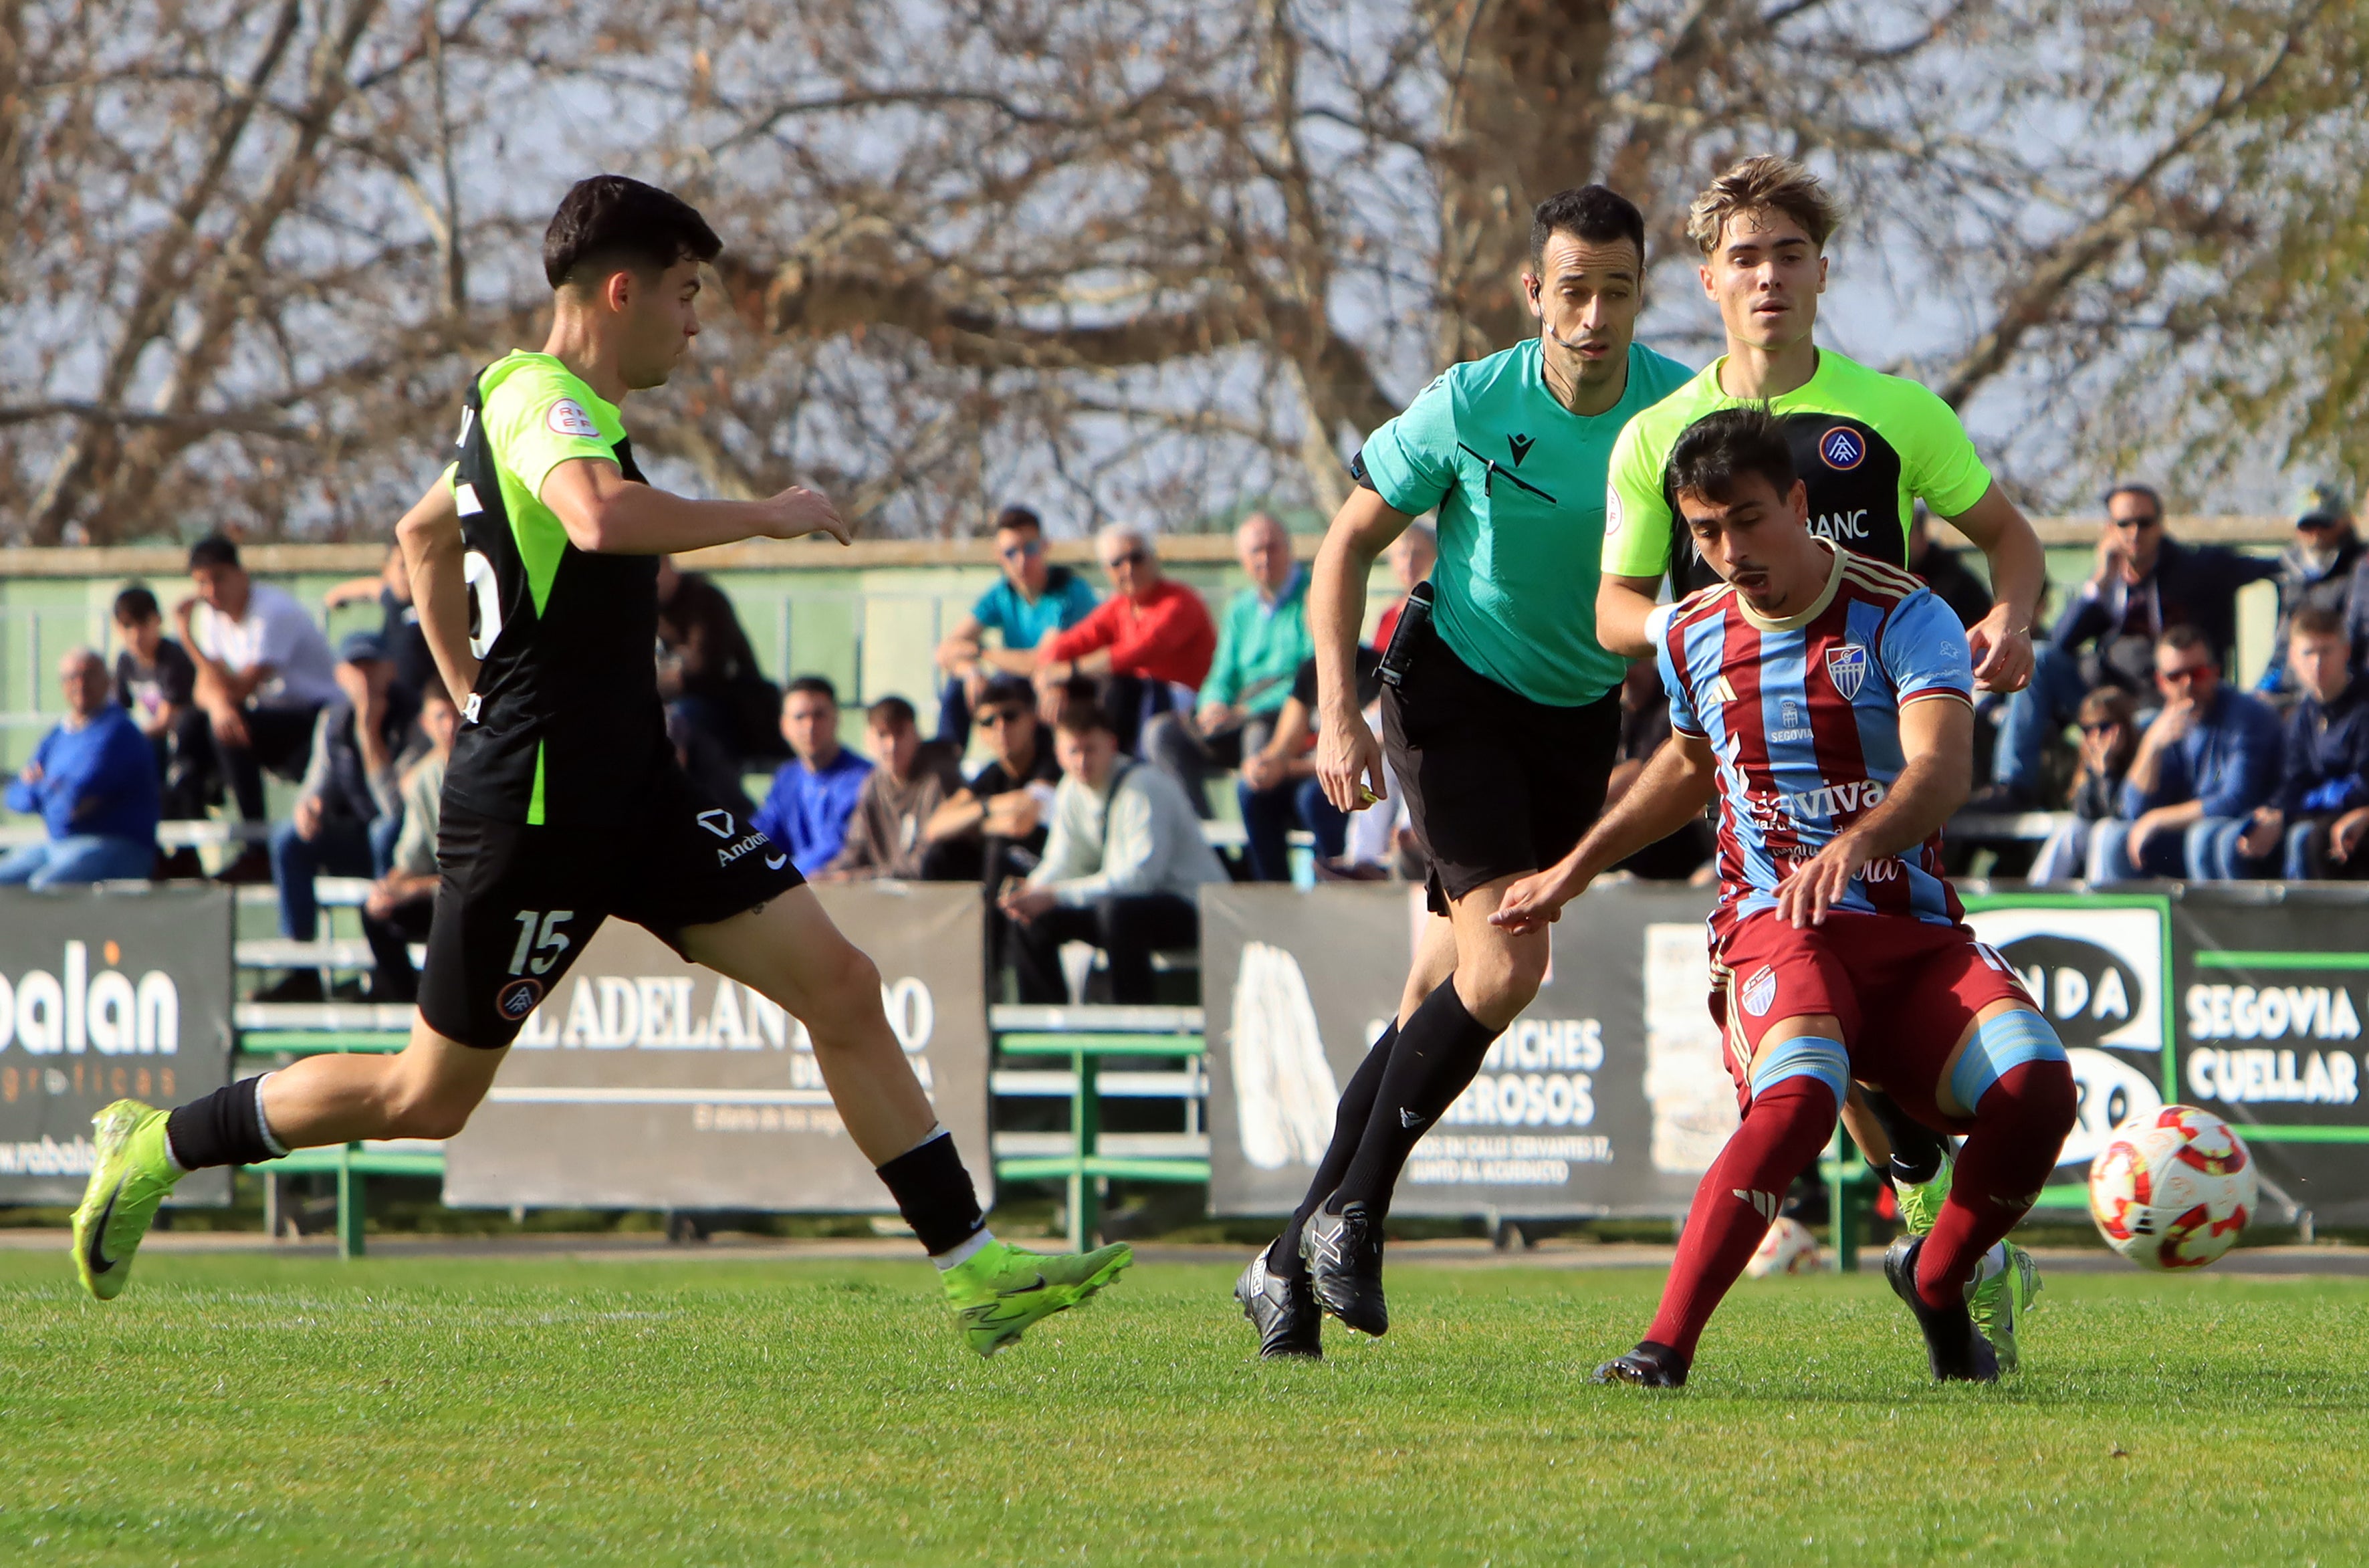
[1270,1019,1400,1280]
[164,1077,280,1171]
[875,1131,986,1256]
[1326,979,1500,1224]
[1865,1089,1947,1186]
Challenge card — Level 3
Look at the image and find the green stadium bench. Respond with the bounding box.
[989,1003,1206,1248]
[236,1000,428,1258]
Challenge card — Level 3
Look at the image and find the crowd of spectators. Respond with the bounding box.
[15,481,2369,1005]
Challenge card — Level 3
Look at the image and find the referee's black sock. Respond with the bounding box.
[875,1129,988,1258]
[1324,979,1500,1223]
[164,1075,286,1171]
[1269,1019,1399,1281]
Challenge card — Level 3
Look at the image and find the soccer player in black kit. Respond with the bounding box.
[72,177,1129,1357]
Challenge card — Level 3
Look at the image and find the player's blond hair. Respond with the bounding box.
[1686,155,1844,257]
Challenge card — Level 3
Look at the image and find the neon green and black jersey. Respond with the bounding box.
[1357,338,1695,707]
[441,351,669,827]
[1600,348,1995,596]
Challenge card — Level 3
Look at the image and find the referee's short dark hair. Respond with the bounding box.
[112,584,160,625]
[1668,406,1799,506]
[544,175,723,292]
[786,675,840,705]
[187,533,241,572]
[1529,185,1647,272]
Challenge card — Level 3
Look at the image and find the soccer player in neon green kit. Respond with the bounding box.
[71,175,1129,1357]
[1238,185,1693,1356]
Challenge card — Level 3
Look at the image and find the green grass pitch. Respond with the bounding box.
[1,1251,2363,1565]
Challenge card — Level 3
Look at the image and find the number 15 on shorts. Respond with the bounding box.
[510,909,574,976]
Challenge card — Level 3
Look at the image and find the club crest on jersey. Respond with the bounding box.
[496,978,544,1021]
[546,398,601,439]
[1741,965,1779,1018]
[1825,643,1870,701]
[1819,426,1866,470]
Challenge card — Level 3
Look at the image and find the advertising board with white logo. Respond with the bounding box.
[443,883,989,1212]
[0,886,234,1204]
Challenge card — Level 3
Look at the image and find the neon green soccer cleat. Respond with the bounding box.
[1968,1239,2043,1374]
[941,1238,1133,1357]
[1892,1151,1953,1236]
[71,1100,181,1301]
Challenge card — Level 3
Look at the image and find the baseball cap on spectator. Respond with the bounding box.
[338,630,389,664]
[2293,482,2350,530]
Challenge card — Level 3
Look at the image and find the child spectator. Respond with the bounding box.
[2027,687,2138,883]
[2230,607,2369,878]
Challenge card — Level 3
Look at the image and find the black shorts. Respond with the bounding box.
[1381,621,1621,915]
[417,763,804,1048]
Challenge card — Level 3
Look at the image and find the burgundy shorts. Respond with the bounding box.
[1707,909,2035,1132]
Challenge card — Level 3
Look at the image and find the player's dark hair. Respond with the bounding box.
[1668,405,1798,506]
[785,675,840,705]
[867,695,917,730]
[187,534,241,572]
[2158,624,2209,657]
[543,175,723,292]
[112,584,160,625]
[994,506,1042,535]
[1529,185,1646,272]
[2293,605,2348,641]
[1054,691,1117,740]
[2102,481,2163,516]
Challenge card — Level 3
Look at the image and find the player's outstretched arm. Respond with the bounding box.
[1942,483,2042,694]
[1594,574,1664,661]
[1775,697,1973,929]
[540,457,851,556]
[395,477,479,701]
[1309,486,1412,813]
[1493,730,1718,934]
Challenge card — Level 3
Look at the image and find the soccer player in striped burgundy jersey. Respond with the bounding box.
[1494,407,2075,1387]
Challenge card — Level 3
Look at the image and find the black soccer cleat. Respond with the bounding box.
[1234,1246,1322,1359]
[1884,1234,2001,1383]
[1591,1340,1690,1388]
[1300,1200,1389,1337]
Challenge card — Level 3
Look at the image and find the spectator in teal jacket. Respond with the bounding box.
[1143,514,1313,861]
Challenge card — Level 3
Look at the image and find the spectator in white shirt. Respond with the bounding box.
[176,534,340,873]
[998,697,1225,1003]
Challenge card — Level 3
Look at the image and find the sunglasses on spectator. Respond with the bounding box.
[979,707,1030,728]
[1000,539,1044,560]
[2080,719,2126,734]
[2160,663,2213,685]
[2298,515,2344,532]
[2112,514,2161,530]
[1103,549,1147,569]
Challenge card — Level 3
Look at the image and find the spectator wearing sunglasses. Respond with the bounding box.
[932,506,1101,741]
[2260,484,2364,696]
[1034,525,1216,754]
[1981,483,2280,809]
[2087,626,2281,881]
[2027,687,2138,882]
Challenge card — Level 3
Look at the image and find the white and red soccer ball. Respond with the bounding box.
[1745,1216,1826,1277]
[2086,1105,2257,1270]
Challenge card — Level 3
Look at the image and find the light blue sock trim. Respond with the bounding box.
[1950,1008,2067,1113]
[1749,1034,1848,1107]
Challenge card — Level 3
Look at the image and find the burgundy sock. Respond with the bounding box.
[1915,1058,2078,1309]
[1645,1075,1837,1362]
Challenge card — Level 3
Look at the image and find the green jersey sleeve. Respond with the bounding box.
[481,360,622,503]
[1891,378,1993,518]
[1600,415,1675,579]
[1357,373,1458,518]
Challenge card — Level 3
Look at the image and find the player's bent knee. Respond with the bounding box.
[1952,1008,2070,1122]
[800,940,885,1042]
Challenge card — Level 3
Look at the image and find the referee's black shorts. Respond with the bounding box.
[416,762,804,1048]
[1381,619,1621,915]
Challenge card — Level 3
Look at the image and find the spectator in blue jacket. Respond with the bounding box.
[931,506,1099,740]
[0,649,159,887]
[752,676,873,875]
[2088,625,2283,882]
[2227,607,2369,879]
[1985,483,2280,808]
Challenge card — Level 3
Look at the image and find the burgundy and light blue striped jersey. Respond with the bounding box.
[1654,543,1975,936]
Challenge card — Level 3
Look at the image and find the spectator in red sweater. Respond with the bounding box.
[1034,524,1216,753]
[1370,522,1436,652]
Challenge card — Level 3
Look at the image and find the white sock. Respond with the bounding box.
[253,1071,290,1159]
[931,1228,996,1271]
[895,1121,948,1161]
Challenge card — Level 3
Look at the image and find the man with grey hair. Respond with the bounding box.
[1142,514,1313,852]
[1035,523,1217,754]
[0,649,160,886]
